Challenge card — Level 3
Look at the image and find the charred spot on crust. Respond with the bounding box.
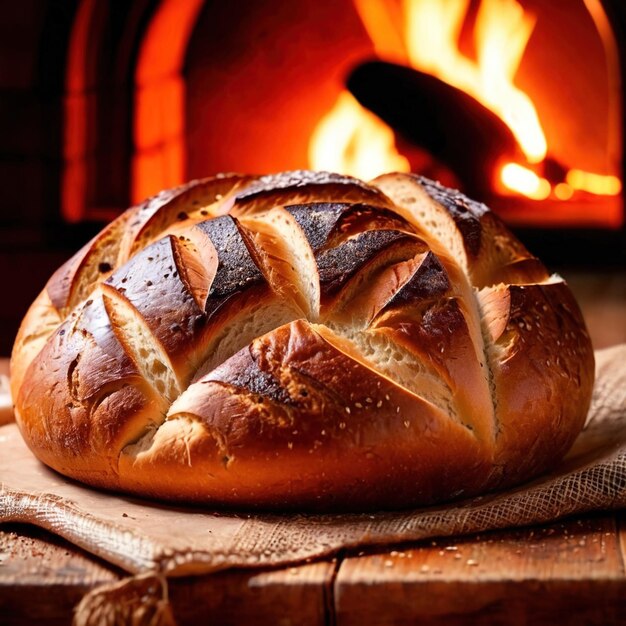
[287,202,415,254]
[330,203,415,238]
[105,238,199,314]
[420,298,465,337]
[286,203,353,251]
[236,170,364,199]
[196,216,264,301]
[317,230,411,294]
[208,347,292,405]
[385,252,451,308]
[413,175,485,258]
[234,170,387,214]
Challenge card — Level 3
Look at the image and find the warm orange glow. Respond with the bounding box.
[306,0,621,204]
[566,169,622,196]
[308,92,410,180]
[309,0,549,182]
[403,0,546,163]
[62,0,97,222]
[500,163,550,200]
[554,183,574,201]
[353,0,407,64]
[133,0,203,203]
[583,0,622,169]
[501,166,622,200]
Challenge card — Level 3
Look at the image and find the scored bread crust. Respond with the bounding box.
[11,171,594,511]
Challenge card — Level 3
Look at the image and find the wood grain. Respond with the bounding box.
[334,515,626,625]
[614,508,626,577]
[3,516,626,625]
[0,523,336,626]
[0,524,120,626]
[169,560,336,626]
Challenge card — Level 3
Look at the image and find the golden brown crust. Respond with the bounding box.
[11,171,595,511]
[119,320,490,509]
[479,281,595,486]
[122,174,253,261]
[231,170,394,216]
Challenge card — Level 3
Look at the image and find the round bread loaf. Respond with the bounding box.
[11,171,595,510]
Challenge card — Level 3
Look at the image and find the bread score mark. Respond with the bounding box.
[47,211,133,317]
[101,283,182,404]
[123,174,253,264]
[236,207,321,321]
[143,319,491,506]
[11,170,595,510]
[230,170,394,217]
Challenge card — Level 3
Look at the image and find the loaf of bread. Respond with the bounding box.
[11,171,594,510]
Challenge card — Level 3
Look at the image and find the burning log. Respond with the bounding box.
[347,60,520,197]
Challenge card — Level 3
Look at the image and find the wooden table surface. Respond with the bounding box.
[2,513,626,625]
[1,270,625,625]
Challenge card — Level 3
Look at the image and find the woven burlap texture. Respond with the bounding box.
[1,345,625,577]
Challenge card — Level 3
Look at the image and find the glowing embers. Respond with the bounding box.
[497,163,622,202]
[499,163,550,201]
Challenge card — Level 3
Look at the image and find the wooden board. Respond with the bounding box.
[2,514,626,625]
[0,524,119,626]
[0,524,336,626]
[335,514,626,625]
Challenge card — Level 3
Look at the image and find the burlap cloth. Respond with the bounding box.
[1,345,625,621]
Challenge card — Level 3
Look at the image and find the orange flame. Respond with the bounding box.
[308,92,409,179]
[499,163,550,201]
[566,169,621,196]
[404,0,545,163]
[308,0,621,201]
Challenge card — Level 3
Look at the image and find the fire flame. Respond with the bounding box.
[566,169,622,195]
[404,0,545,163]
[308,92,410,179]
[500,163,550,201]
[308,0,621,200]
